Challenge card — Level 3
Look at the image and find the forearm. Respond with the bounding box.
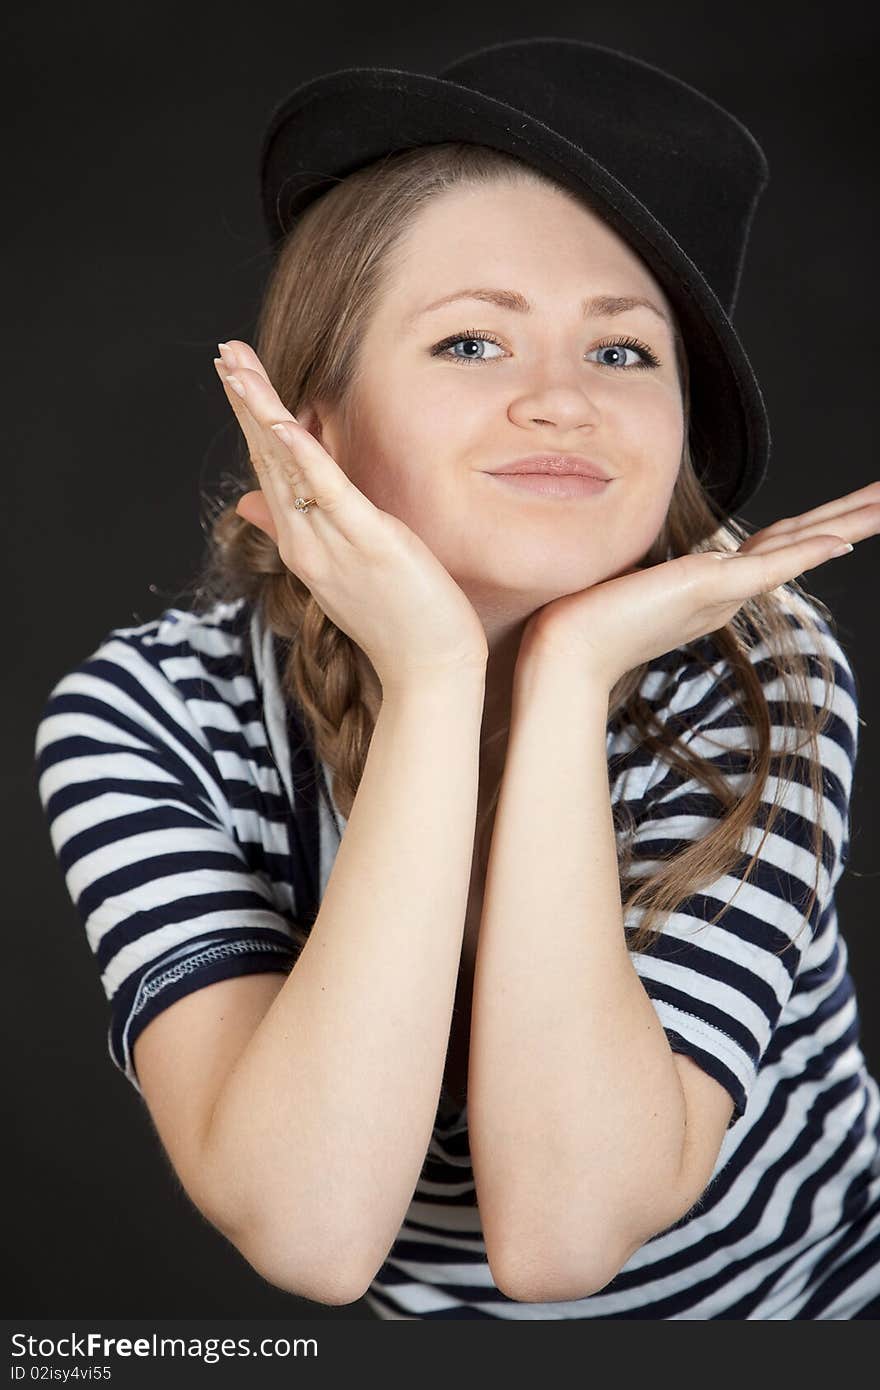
[468,654,687,1301]
[203,668,486,1301]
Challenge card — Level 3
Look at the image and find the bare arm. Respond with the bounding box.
[468,652,688,1303]
[199,668,486,1304]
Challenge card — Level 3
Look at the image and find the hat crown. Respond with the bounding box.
[440,37,769,314]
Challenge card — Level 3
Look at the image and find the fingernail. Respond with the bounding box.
[225,375,246,399]
[831,542,854,557]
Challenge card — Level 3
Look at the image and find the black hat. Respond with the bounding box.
[259,36,771,520]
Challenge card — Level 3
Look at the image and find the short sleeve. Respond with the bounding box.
[621,614,859,1129]
[33,631,302,1096]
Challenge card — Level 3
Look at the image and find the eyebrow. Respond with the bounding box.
[407,286,672,328]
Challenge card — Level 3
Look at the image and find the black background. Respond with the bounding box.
[8,1,879,1322]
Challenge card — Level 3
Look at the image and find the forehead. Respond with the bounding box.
[384,178,674,321]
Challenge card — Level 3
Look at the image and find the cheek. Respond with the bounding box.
[623,389,684,489]
[337,412,446,525]
[629,380,684,446]
[603,409,683,555]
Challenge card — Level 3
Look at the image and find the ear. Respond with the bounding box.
[297,398,346,462]
[295,401,324,445]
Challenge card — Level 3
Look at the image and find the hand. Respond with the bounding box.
[214,341,489,690]
[519,481,880,691]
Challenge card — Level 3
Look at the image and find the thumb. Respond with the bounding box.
[235,491,278,543]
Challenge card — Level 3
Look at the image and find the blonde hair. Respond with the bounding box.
[184,142,843,958]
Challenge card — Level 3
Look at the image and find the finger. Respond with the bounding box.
[739,499,880,557]
[218,339,272,386]
[236,490,279,544]
[216,345,295,492]
[214,360,358,537]
[713,532,853,599]
[214,358,305,500]
[228,366,352,515]
[215,343,361,525]
[214,361,340,577]
[750,480,880,539]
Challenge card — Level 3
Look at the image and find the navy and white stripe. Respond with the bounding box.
[33,593,880,1318]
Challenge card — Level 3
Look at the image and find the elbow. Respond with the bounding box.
[244,1237,374,1307]
[492,1221,677,1303]
[191,1152,381,1306]
[486,1210,652,1303]
[483,1177,690,1303]
[232,1217,379,1308]
[275,1267,374,1308]
[488,1242,618,1305]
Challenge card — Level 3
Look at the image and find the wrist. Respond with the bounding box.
[512,638,612,722]
[380,662,487,707]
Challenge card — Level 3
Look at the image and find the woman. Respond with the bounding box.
[34,38,880,1318]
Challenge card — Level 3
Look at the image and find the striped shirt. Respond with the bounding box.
[33,592,880,1319]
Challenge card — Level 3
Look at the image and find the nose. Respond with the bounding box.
[507,375,602,433]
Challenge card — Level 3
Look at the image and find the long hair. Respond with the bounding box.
[183,142,842,958]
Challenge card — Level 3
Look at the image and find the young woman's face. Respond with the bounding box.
[318,177,685,621]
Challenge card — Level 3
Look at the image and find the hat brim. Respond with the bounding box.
[260,69,770,521]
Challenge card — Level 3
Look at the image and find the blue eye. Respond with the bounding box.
[430,329,662,370]
[432,331,506,363]
[589,340,659,370]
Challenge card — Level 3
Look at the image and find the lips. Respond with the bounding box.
[489,472,610,499]
[487,453,614,481]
